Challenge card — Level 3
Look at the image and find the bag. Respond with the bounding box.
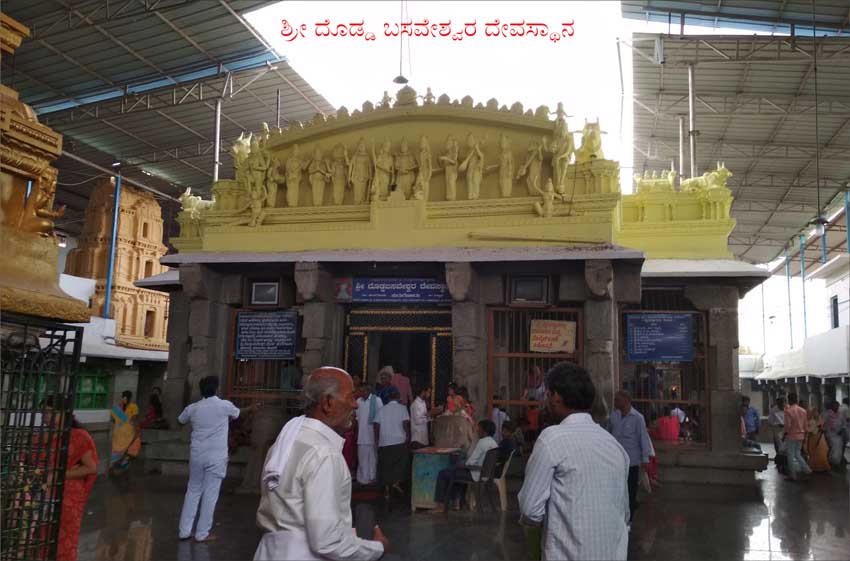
[639,467,652,494]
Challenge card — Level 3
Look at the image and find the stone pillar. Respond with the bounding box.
[163,289,190,425]
[684,285,741,453]
[582,260,616,424]
[294,262,339,379]
[447,262,486,415]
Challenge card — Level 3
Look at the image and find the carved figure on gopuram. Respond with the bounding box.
[517,139,544,196]
[231,132,253,190]
[330,143,349,205]
[17,171,66,236]
[307,146,332,206]
[575,120,605,163]
[394,137,417,199]
[246,136,271,203]
[413,136,433,201]
[681,162,732,193]
[635,168,676,194]
[348,138,372,204]
[439,135,460,201]
[459,133,484,200]
[371,139,394,201]
[285,144,307,207]
[533,178,565,218]
[497,134,514,198]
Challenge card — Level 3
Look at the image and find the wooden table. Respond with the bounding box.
[410,447,462,512]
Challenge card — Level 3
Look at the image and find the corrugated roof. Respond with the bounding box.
[1,0,335,238]
[622,1,850,35]
[628,32,850,265]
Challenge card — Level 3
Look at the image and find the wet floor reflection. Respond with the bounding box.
[76,461,848,561]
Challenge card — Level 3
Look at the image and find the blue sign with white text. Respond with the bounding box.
[236,310,298,360]
[625,313,694,362]
[350,278,451,303]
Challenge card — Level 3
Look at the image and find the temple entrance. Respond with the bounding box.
[344,309,452,405]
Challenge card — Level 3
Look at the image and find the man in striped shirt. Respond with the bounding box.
[518,362,630,561]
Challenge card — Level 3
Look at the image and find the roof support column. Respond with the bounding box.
[213,97,222,182]
[276,88,282,130]
[687,63,697,179]
[678,115,686,188]
[785,249,793,350]
[799,234,807,339]
[104,171,122,318]
[845,191,850,254]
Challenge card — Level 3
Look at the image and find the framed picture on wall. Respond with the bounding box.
[251,282,279,306]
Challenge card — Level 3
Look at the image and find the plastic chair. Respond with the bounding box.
[494,449,516,511]
[446,448,500,513]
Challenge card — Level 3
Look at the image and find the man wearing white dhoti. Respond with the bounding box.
[254,367,389,561]
[355,384,382,485]
[177,376,259,542]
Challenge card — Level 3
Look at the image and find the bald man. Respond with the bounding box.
[254,367,390,560]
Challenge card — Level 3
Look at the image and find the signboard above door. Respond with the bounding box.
[625,312,694,362]
[336,278,451,304]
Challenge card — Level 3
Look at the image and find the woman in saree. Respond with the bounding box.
[42,398,99,561]
[805,407,830,472]
[110,390,140,474]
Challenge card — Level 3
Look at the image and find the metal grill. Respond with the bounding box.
[487,307,583,420]
[620,289,711,445]
[348,309,452,330]
[1,313,82,561]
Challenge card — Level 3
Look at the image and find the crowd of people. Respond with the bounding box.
[40,363,850,561]
[766,394,850,480]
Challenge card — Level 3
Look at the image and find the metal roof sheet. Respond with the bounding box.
[622,1,850,35]
[1,0,335,239]
[628,32,850,265]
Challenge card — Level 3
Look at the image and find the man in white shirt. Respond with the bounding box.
[768,396,786,455]
[491,396,510,443]
[355,385,382,485]
[433,419,499,513]
[374,388,410,498]
[671,404,686,424]
[177,376,259,542]
[518,362,630,561]
[253,367,389,560]
[410,386,435,448]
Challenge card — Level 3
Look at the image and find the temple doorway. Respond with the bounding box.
[343,308,452,405]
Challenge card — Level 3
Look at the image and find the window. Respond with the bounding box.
[142,222,149,238]
[75,371,110,409]
[144,310,156,338]
[832,296,840,329]
[144,260,153,278]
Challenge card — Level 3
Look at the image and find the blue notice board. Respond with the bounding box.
[235,310,298,360]
[351,278,451,303]
[625,313,694,362]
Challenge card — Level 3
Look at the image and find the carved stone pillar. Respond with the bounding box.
[295,262,338,378]
[684,285,741,453]
[447,262,485,415]
[583,260,616,424]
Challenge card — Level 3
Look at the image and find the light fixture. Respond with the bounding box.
[393,75,408,85]
[111,160,121,168]
[809,217,827,238]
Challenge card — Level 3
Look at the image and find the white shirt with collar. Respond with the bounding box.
[355,396,382,445]
[177,395,239,463]
[375,400,409,447]
[519,413,630,561]
[465,436,498,482]
[410,396,430,446]
[254,417,384,561]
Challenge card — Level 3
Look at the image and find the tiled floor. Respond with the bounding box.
[77,458,849,560]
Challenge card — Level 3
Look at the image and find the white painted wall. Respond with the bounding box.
[826,275,850,328]
[739,275,829,356]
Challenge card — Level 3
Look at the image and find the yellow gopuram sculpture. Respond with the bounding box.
[0,14,89,321]
[171,86,736,260]
[65,177,170,351]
